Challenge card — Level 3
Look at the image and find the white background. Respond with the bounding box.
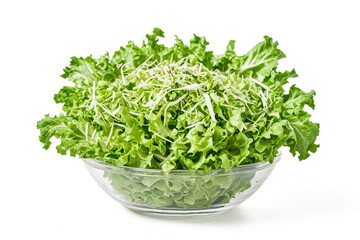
[1,0,359,239]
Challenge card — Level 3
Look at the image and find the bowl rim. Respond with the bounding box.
[82,151,281,174]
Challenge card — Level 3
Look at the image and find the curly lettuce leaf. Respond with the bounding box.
[37,28,320,173]
[104,167,255,209]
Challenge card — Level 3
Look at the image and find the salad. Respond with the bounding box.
[37,29,319,209]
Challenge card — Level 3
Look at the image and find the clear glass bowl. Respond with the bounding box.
[83,152,281,219]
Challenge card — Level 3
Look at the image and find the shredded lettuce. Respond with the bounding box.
[37,28,320,173]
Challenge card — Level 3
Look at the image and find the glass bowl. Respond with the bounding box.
[83,152,281,218]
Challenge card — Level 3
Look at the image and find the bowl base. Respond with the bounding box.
[122,202,238,219]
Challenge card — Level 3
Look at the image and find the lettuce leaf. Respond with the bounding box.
[104,168,255,209]
[37,28,320,173]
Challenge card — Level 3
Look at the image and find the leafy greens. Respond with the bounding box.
[102,165,256,209]
[37,28,320,173]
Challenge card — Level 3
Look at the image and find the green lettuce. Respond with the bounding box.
[37,28,320,173]
[103,168,255,209]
